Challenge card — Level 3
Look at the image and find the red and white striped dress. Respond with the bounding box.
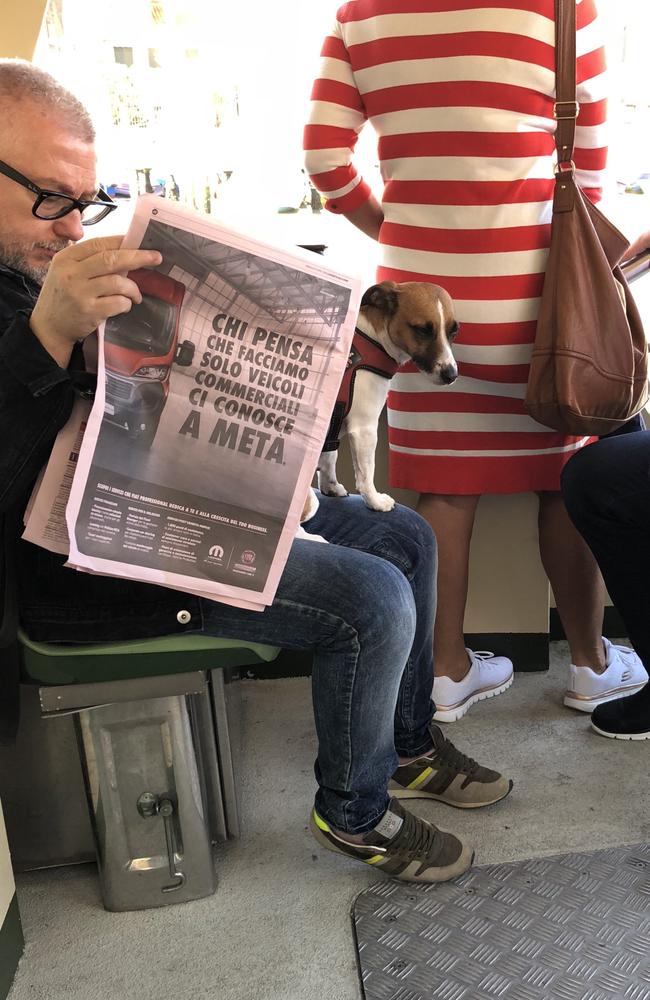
[304,0,607,494]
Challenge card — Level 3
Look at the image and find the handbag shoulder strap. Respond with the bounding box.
[554,0,578,169]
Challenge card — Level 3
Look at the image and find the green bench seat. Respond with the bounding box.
[18,629,281,686]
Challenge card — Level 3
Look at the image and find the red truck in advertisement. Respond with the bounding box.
[103,268,194,447]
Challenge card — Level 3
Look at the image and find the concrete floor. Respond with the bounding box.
[9,642,650,1000]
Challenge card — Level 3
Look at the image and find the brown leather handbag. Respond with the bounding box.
[524,0,649,435]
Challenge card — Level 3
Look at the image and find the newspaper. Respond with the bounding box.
[33,196,361,610]
[23,334,98,555]
[23,398,92,556]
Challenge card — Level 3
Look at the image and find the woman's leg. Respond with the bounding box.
[416,492,514,721]
[537,490,606,670]
[415,493,480,680]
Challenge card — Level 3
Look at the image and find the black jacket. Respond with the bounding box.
[0,263,79,741]
[0,264,201,742]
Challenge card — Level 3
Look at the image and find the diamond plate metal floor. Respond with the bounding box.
[352,843,650,1000]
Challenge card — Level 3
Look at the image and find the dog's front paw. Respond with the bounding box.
[322,483,349,498]
[364,491,395,512]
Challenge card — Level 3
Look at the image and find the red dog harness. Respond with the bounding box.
[323,328,399,452]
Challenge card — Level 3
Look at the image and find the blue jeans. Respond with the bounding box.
[198,494,437,834]
[561,431,650,673]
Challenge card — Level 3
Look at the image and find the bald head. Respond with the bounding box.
[0,59,94,153]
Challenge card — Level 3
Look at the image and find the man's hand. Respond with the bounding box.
[29,236,163,368]
[625,229,650,262]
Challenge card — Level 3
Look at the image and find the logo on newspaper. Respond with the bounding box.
[204,541,229,567]
[233,548,258,577]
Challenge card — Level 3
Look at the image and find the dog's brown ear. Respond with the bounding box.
[361,282,399,316]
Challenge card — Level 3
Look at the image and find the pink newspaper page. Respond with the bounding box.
[65,196,361,610]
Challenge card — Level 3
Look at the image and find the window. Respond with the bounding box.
[113,46,133,68]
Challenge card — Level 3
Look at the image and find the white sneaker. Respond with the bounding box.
[564,638,649,712]
[433,649,514,723]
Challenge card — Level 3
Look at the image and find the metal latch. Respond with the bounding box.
[137,792,186,892]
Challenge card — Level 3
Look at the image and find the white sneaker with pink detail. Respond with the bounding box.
[564,638,648,713]
[433,649,514,723]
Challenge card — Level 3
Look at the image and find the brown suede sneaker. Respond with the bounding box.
[389,724,513,808]
[310,797,473,883]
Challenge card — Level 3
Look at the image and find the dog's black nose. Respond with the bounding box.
[440,364,458,385]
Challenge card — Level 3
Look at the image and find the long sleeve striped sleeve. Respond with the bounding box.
[303,17,372,214]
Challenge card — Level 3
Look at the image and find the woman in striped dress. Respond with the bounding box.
[304,0,648,719]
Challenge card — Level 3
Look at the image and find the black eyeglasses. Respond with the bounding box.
[0,159,117,225]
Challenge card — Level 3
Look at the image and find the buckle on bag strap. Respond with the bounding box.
[555,160,576,177]
[554,101,580,120]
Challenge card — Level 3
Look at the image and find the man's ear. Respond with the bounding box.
[361,281,399,316]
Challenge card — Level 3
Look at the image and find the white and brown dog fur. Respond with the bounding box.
[302,280,459,521]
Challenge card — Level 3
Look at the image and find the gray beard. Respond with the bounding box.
[0,247,46,285]
[0,240,70,286]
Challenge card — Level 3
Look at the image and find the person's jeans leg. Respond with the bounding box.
[561,432,650,671]
[306,494,437,757]
[199,496,434,833]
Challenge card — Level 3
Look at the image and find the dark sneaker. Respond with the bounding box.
[591,684,650,740]
[389,724,513,808]
[310,797,473,883]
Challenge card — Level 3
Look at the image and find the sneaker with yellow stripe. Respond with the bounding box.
[309,798,473,883]
[389,724,513,809]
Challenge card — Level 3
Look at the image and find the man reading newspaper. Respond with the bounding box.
[0,61,512,883]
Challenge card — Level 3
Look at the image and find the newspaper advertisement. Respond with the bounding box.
[62,196,361,609]
[23,334,98,555]
[23,397,92,556]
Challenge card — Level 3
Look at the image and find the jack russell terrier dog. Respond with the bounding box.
[302,280,459,521]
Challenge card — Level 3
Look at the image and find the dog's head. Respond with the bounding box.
[360,280,458,385]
